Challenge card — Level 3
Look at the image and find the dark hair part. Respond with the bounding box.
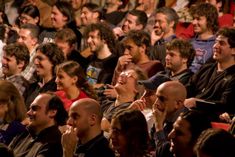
[194,128,235,157]
[45,92,68,126]
[216,27,235,48]
[156,7,179,29]
[128,10,148,28]
[112,109,149,157]
[81,3,103,20]
[180,110,211,144]
[36,43,65,76]
[3,43,30,70]
[54,1,74,25]
[190,3,219,33]
[55,28,77,46]
[20,23,40,39]
[56,61,97,99]
[20,5,40,24]
[0,143,14,157]
[166,39,196,67]
[84,22,117,54]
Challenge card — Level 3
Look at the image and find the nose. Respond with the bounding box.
[87,36,92,43]
[27,108,33,116]
[55,76,59,83]
[66,117,74,126]
[192,19,197,25]
[17,37,23,43]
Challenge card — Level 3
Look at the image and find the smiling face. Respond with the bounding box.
[192,15,209,35]
[51,6,67,30]
[122,14,140,34]
[123,39,141,64]
[87,30,104,53]
[154,13,171,36]
[55,69,77,91]
[34,50,53,78]
[2,53,21,77]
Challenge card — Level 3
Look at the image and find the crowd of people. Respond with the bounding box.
[0,0,235,157]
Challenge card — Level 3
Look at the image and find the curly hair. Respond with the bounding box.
[56,61,97,99]
[84,22,117,55]
[166,39,196,67]
[216,27,235,48]
[36,43,65,76]
[190,3,219,33]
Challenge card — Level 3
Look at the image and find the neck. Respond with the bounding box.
[137,54,150,64]
[163,29,175,39]
[115,93,135,106]
[171,65,187,76]
[106,5,119,13]
[33,122,55,135]
[80,127,102,144]
[217,59,235,71]
[96,44,112,59]
[198,31,214,40]
[65,86,80,100]
[42,75,53,85]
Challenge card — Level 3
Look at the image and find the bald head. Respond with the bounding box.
[158,81,186,102]
[71,98,103,121]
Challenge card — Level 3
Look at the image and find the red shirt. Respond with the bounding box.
[55,90,88,111]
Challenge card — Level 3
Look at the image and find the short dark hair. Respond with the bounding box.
[45,92,68,126]
[3,43,30,70]
[81,3,103,20]
[20,23,40,39]
[55,28,77,46]
[20,4,40,23]
[156,7,179,29]
[54,1,74,24]
[36,43,65,76]
[216,27,235,48]
[194,128,235,157]
[166,39,195,67]
[190,3,219,33]
[128,10,148,28]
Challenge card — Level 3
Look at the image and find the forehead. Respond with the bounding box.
[19,28,31,36]
[174,117,191,131]
[155,13,168,20]
[31,94,49,108]
[124,39,136,46]
[126,14,138,21]
[216,35,228,43]
[88,30,100,37]
[82,7,92,13]
[166,48,181,55]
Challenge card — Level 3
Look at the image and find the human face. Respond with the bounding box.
[55,39,73,58]
[110,119,127,154]
[122,14,140,34]
[115,70,138,94]
[192,15,209,35]
[136,0,150,11]
[2,53,21,76]
[55,69,77,91]
[87,30,104,53]
[51,6,67,30]
[34,50,53,78]
[142,89,157,108]
[17,28,36,51]
[27,94,53,133]
[213,35,234,63]
[71,0,86,10]
[19,13,39,25]
[154,13,171,36]
[165,49,186,73]
[123,39,141,63]
[67,103,90,138]
[168,117,192,156]
[81,7,96,26]
[153,84,177,116]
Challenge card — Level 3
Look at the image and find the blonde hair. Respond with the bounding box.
[0,80,27,123]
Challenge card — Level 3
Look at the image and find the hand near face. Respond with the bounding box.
[151,30,164,45]
[117,54,133,71]
[103,84,117,98]
[62,126,78,157]
[152,103,167,132]
[184,97,199,108]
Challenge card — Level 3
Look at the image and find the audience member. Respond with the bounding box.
[185,27,235,118]
[156,110,212,157]
[19,5,40,26]
[194,128,235,157]
[70,0,87,27]
[62,98,115,157]
[0,143,14,157]
[150,7,179,65]
[24,43,65,108]
[160,39,195,85]
[110,109,151,157]
[55,61,97,111]
[0,80,27,145]
[189,3,219,73]
[18,24,39,82]
[1,43,29,95]
[9,92,68,157]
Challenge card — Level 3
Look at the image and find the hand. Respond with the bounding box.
[219,112,232,123]
[184,98,199,108]
[129,99,146,111]
[152,103,167,132]
[113,27,124,39]
[117,54,133,70]
[151,30,164,45]
[103,84,117,98]
[62,126,78,157]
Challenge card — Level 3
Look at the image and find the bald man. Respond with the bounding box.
[62,98,115,157]
[152,81,188,148]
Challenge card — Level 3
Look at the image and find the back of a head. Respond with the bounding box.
[195,128,235,157]
[0,143,14,157]
[55,28,77,46]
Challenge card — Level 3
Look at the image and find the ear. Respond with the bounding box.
[92,12,99,21]
[169,21,175,29]
[182,57,188,65]
[175,99,183,110]
[139,44,146,54]
[48,109,57,118]
[136,24,144,30]
[89,114,96,126]
[34,17,39,24]
[62,15,68,22]
[72,76,78,84]
[17,60,25,71]
[231,48,235,56]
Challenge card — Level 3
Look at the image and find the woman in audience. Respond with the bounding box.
[110,109,151,157]
[24,42,65,108]
[0,80,27,145]
[55,61,97,111]
[19,5,40,26]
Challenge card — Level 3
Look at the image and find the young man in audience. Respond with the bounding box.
[62,98,115,157]
[18,23,39,83]
[150,7,179,65]
[1,43,29,95]
[9,92,68,157]
[185,27,235,119]
[189,3,219,73]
